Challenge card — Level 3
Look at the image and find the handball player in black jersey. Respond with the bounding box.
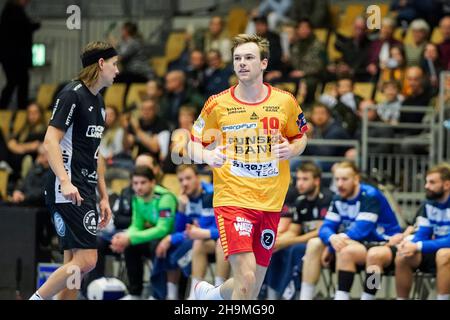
[30,41,118,300]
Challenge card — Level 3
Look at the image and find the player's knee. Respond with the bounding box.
[337,246,357,262]
[436,249,450,268]
[79,254,98,273]
[192,240,205,253]
[306,237,324,255]
[394,253,408,267]
[238,271,256,295]
[367,247,389,266]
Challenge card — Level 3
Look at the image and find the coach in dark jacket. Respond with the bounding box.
[0,0,40,109]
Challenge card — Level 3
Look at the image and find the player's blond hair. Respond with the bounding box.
[427,163,450,181]
[77,41,114,88]
[231,34,270,60]
[334,160,360,176]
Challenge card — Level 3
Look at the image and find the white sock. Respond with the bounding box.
[204,284,224,300]
[214,276,225,286]
[396,297,407,300]
[29,291,43,300]
[188,278,201,299]
[267,287,277,300]
[361,292,376,300]
[299,282,315,300]
[334,290,350,300]
[437,294,450,300]
[167,282,179,300]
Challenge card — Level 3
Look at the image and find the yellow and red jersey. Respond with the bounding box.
[191,83,308,212]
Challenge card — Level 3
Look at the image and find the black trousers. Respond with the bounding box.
[0,60,29,109]
[124,240,159,295]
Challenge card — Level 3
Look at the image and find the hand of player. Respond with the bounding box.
[110,232,130,253]
[11,190,25,203]
[398,241,418,257]
[289,70,305,78]
[60,180,84,206]
[185,223,209,240]
[272,136,292,161]
[387,233,404,247]
[178,192,189,213]
[321,247,332,267]
[98,198,112,229]
[205,145,227,168]
[155,236,171,258]
[329,234,348,252]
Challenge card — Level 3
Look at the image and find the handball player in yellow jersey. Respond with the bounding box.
[188,34,308,299]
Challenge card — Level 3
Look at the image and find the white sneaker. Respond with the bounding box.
[194,281,214,300]
[120,294,141,300]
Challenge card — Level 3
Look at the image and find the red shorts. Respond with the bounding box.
[215,206,281,267]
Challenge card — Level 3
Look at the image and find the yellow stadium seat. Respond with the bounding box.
[393,27,405,42]
[0,110,13,139]
[314,28,329,44]
[110,178,130,195]
[273,82,297,95]
[161,173,212,196]
[150,56,168,78]
[431,27,443,44]
[161,174,180,196]
[199,174,211,184]
[125,83,147,108]
[379,3,390,18]
[323,82,336,95]
[148,31,187,79]
[374,90,386,103]
[104,83,127,112]
[327,33,342,62]
[338,4,365,37]
[354,82,374,100]
[12,110,27,135]
[165,31,188,62]
[36,83,58,109]
[227,7,248,37]
[0,169,8,200]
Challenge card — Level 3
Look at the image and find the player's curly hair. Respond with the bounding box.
[231,34,270,61]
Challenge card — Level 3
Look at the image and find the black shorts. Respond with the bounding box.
[417,252,437,273]
[48,201,98,251]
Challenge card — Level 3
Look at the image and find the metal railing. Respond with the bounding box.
[360,94,445,218]
[295,138,359,179]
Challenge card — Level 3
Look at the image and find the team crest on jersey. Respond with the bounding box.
[261,229,275,250]
[53,212,66,237]
[296,112,307,132]
[193,116,205,134]
[83,210,97,235]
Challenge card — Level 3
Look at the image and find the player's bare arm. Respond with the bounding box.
[97,155,112,228]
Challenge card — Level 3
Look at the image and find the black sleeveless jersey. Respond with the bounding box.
[45,81,105,205]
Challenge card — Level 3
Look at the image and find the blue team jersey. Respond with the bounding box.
[319,183,401,245]
[170,182,218,245]
[412,196,450,254]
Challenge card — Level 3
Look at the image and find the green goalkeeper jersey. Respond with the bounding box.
[127,185,177,245]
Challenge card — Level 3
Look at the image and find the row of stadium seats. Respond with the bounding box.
[110,174,212,196]
[33,82,147,113]
[0,109,52,139]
